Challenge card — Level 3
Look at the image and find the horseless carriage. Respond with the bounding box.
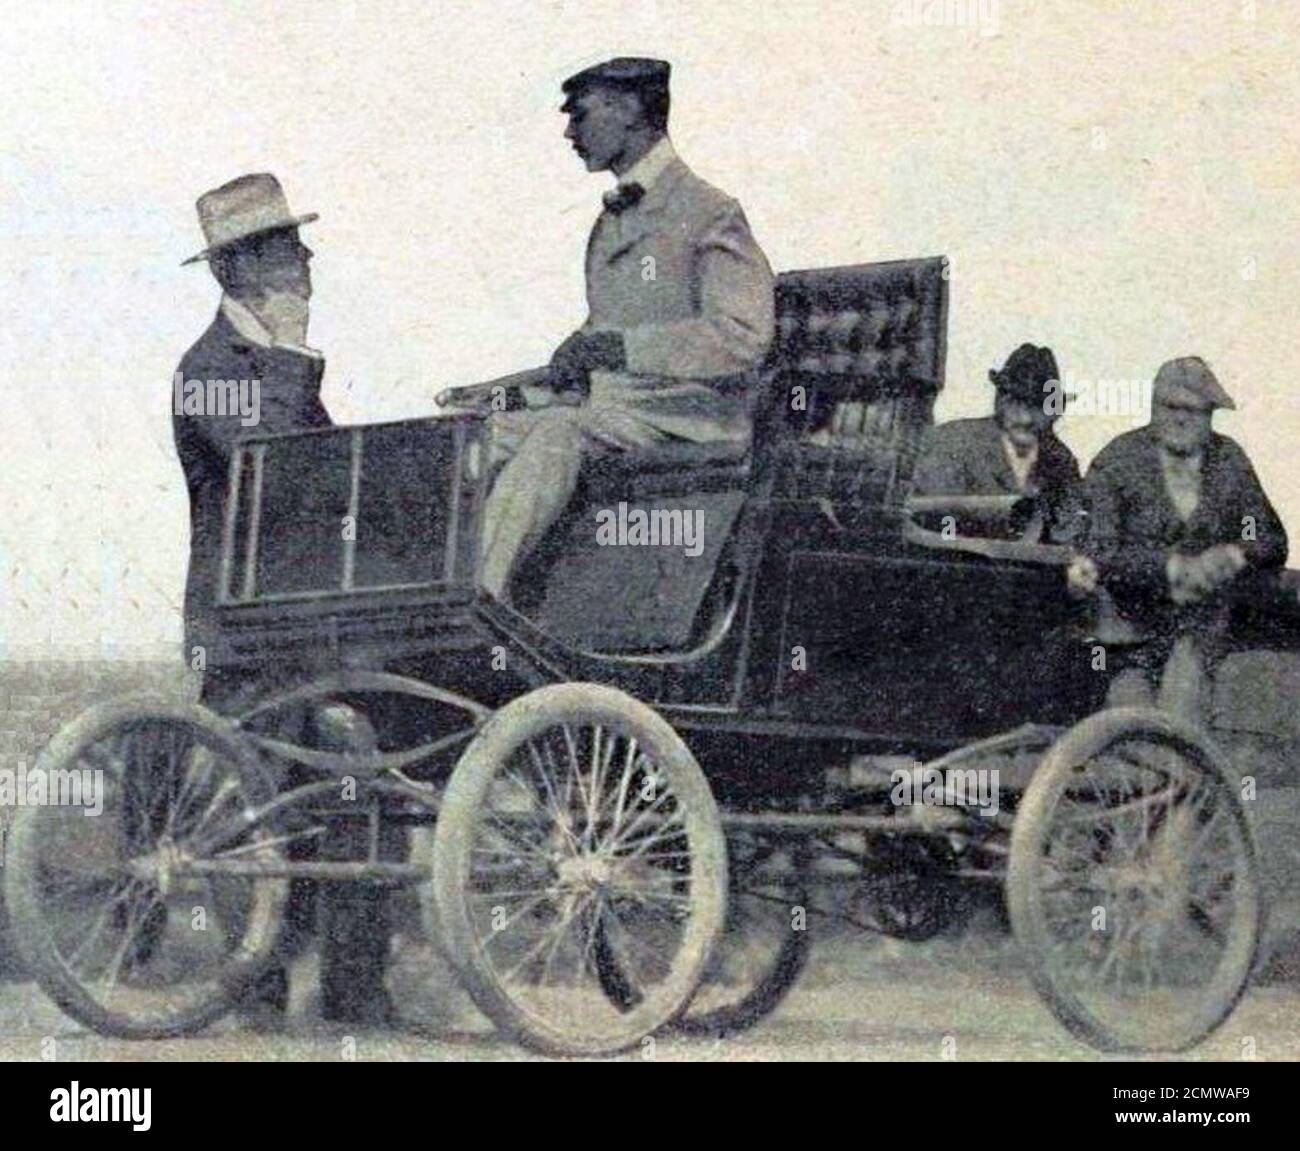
[5,257,1291,1055]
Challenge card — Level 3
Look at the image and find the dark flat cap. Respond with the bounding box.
[561,57,670,110]
[989,343,1060,403]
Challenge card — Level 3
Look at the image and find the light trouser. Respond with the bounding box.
[1104,628,1224,726]
[478,402,669,600]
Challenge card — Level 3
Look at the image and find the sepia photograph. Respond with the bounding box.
[0,0,1297,1116]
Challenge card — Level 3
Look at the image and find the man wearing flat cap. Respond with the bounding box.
[473,56,775,600]
[1082,356,1288,719]
[174,173,397,1027]
[911,343,1085,542]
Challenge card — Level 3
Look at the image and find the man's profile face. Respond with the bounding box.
[225,227,313,300]
[256,227,313,299]
[1152,398,1213,455]
[995,393,1053,452]
[563,88,639,172]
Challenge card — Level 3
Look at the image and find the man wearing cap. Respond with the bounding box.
[910,343,1085,543]
[473,56,775,601]
[174,174,396,1027]
[1082,356,1287,719]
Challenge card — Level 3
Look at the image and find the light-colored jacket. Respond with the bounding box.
[582,157,775,443]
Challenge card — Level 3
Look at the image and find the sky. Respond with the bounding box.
[1,0,1297,655]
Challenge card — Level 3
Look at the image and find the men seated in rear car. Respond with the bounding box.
[910,343,1085,543]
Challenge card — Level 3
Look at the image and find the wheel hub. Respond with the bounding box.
[555,852,612,891]
[129,836,184,896]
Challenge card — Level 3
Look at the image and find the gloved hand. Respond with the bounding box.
[548,329,626,397]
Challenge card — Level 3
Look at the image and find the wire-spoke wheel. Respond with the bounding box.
[4,700,288,1039]
[1008,707,1260,1052]
[430,683,727,1056]
[676,833,809,1036]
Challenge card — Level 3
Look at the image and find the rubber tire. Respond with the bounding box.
[1007,706,1261,1053]
[3,698,287,1040]
[431,682,728,1056]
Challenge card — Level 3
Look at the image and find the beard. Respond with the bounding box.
[257,287,311,346]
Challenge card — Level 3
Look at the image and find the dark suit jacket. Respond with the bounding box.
[1083,426,1287,633]
[910,416,1085,541]
[173,310,331,652]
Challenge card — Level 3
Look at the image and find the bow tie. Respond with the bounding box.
[602,182,645,215]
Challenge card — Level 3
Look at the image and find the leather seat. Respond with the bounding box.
[582,433,752,501]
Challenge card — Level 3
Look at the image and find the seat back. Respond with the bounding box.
[531,257,949,653]
[760,257,949,508]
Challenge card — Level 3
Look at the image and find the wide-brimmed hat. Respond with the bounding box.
[182,173,317,266]
[1152,356,1235,410]
[989,343,1060,404]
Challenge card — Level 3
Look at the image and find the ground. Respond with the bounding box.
[2,927,1299,1062]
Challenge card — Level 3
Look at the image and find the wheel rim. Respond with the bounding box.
[452,714,721,1050]
[18,716,286,1030]
[1018,724,1258,1050]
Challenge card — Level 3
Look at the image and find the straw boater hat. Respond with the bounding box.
[182,173,317,266]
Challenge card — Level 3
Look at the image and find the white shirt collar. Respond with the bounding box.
[221,295,322,360]
[1000,433,1039,490]
[617,135,677,193]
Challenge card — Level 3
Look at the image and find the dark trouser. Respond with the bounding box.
[199,669,396,1017]
[317,814,406,1017]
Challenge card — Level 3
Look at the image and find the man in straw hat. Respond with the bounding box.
[175,172,328,654]
[174,174,396,1027]
[468,57,774,602]
[1082,356,1287,720]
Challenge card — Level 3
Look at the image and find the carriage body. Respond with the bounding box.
[204,255,1110,779]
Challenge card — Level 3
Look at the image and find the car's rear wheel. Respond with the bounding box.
[1008,707,1260,1052]
[676,832,810,1036]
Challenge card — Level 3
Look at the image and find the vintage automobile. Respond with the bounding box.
[3,257,1282,1055]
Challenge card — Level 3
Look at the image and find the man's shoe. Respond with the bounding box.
[237,965,289,1031]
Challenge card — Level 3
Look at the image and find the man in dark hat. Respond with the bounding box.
[474,56,775,600]
[1082,356,1288,719]
[175,174,395,1027]
[910,343,1085,543]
